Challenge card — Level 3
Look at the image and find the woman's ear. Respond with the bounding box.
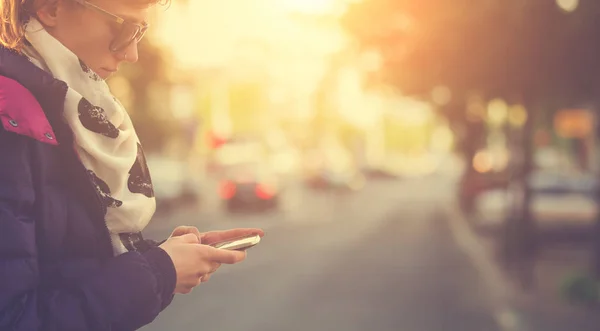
[35,0,62,28]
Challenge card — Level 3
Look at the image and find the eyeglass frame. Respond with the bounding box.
[70,0,149,52]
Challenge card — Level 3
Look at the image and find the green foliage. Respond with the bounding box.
[560,271,600,306]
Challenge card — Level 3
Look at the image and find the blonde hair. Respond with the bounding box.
[0,0,33,52]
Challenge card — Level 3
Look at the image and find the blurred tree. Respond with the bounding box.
[343,0,600,278]
[111,39,179,154]
[312,52,344,150]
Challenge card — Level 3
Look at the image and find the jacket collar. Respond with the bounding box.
[0,76,59,145]
[0,46,71,143]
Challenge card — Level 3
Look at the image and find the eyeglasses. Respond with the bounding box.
[71,0,149,52]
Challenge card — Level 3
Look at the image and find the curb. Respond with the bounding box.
[446,201,522,331]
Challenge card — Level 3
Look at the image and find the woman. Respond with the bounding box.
[0,0,264,330]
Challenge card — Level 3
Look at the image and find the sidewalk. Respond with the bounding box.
[512,245,600,331]
[447,200,600,331]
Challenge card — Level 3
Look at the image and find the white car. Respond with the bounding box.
[146,156,203,213]
[474,171,598,229]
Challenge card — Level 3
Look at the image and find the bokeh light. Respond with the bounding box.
[487,99,508,126]
[473,150,494,173]
[508,105,528,127]
[556,0,579,12]
[431,86,452,106]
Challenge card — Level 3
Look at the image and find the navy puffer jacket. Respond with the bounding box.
[0,46,176,331]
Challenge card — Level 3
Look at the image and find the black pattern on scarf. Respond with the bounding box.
[87,170,123,208]
[79,59,103,82]
[128,143,155,198]
[78,97,120,138]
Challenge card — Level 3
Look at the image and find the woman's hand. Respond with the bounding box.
[165,226,264,286]
[158,233,247,294]
[168,225,203,241]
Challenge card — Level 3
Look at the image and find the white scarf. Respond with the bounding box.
[23,19,156,256]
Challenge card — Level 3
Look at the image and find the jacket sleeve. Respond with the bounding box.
[0,128,178,331]
[140,238,175,310]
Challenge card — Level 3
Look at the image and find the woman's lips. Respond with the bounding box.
[98,67,117,79]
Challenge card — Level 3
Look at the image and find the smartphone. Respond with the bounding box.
[209,234,261,251]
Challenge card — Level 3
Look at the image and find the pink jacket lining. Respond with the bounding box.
[0,76,58,146]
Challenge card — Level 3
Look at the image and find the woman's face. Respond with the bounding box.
[36,0,151,79]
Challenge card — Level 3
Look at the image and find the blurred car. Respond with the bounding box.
[146,156,203,214]
[219,161,280,213]
[474,170,599,238]
[305,167,365,192]
[361,166,400,181]
[527,171,598,226]
[458,169,509,214]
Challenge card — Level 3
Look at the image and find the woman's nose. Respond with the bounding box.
[117,42,139,64]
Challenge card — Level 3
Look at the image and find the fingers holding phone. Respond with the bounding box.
[196,234,263,284]
[158,229,263,294]
[202,245,247,264]
[159,235,246,294]
[199,262,220,282]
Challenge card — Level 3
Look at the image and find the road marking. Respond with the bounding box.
[446,202,525,331]
[495,307,520,331]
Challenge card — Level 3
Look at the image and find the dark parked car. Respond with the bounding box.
[219,161,280,213]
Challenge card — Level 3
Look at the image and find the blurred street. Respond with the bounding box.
[111,2,600,328]
[1,0,598,329]
[140,173,510,331]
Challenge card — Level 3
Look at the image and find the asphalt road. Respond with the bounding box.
[140,176,503,331]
